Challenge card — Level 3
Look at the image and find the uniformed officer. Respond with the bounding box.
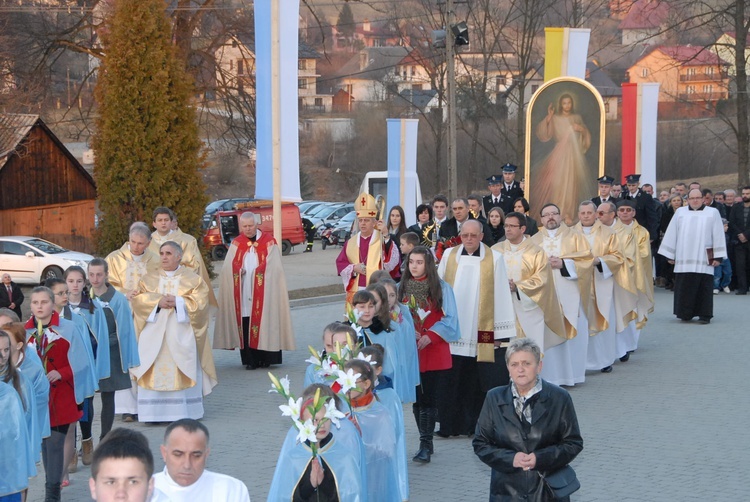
[486,163,523,216]
[591,175,619,207]
[482,174,504,218]
[622,174,659,242]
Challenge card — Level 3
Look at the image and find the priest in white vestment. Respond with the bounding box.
[130,242,217,422]
[530,204,593,386]
[493,213,568,383]
[575,201,636,373]
[659,189,727,324]
[155,419,251,502]
[106,222,160,419]
[436,219,516,436]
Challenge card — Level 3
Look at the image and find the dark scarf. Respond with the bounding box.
[402,276,430,307]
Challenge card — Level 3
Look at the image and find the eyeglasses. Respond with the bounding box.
[618,208,634,212]
[460,233,480,239]
[504,223,521,229]
[541,212,560,218]
[54,291,69,297]
[597,211,613,215]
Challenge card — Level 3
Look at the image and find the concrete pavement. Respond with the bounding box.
[24,284,750,501]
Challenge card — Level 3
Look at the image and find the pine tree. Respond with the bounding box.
[92,0,208,255]
[336,3,356,42]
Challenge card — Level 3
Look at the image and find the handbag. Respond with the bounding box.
[540,465,580,499]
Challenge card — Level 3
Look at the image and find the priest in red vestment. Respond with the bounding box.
[336,193,400,304]
[214,212,295,369]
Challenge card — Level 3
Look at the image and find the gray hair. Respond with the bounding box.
[31,286,54,303]
[462,219,483,234]
[0,308,20,322]
[159,241,183,258]
[599,201,617,213]
[129,222,152,241]
[239,211,257,223]
[725,189,736,197]
[579,200,597,211]
[505,337,542,365]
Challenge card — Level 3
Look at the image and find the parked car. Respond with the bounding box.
[297,201,324,215]
[202,197,254,228]
[0,236,94,284]
[203,202,306,260]
[309,203,354,231]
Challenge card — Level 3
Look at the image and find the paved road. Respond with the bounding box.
[25,286,749,501]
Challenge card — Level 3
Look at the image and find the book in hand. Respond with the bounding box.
[706,248,714,266]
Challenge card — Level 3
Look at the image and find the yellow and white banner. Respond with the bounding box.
[544,28,591,81]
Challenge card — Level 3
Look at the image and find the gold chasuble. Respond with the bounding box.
[443,244,496,362]
[130,267,217,395]
[493,238,567,349]
[530,224,593,339]
[105,243,160,295]
[213,233,295,352]
[573,221,637,333]
[613,220,654,328]
[150,229,217,307]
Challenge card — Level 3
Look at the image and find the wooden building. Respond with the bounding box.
[0,114,97,252]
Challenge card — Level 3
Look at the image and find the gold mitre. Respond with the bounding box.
[355,192,378,219]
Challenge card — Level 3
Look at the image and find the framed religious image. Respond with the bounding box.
[524,77,605,223]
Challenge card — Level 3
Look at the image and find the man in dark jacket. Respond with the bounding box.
[622,174,659,242]
[728,186,750,294]
[0,273,23,318]
[440,197,494,247]
[473,338,583,501]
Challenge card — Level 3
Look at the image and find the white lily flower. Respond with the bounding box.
[356,352,377,366]
[279,397,302,420]
[305,354,322,366]
[324,398,346,428]
[417,307,432,321]
[320,358,338,376]
[295,418,319,444]
[336,368,361,394]
[279,375,291,396]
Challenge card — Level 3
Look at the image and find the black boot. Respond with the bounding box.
[45,482,61,502]
[413,407,436,463]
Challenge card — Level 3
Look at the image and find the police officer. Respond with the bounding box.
[487,163,523,216]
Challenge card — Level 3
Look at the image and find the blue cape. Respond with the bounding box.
[268,424,368,502]
[0,381,34,497]
[375,388,409,501]
[66,302,110,381]
[303,362,327,388]
[430,280,461,342]
[95,289,140,374]
[390,304,419,403]
[27,316,98,404]
[19,345,50,443]
[17,371,41,467]
[351,398,401,502]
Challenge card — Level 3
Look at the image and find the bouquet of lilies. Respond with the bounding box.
[344,302,364,340]
[407,294,432,337]
[268,373,346,459]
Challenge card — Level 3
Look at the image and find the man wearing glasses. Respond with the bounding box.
[529,204,593,387]
[492,212,567,376]
[659,189,727,324]
[436,219,516,438]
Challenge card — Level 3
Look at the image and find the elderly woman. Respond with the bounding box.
[473,338,583,501]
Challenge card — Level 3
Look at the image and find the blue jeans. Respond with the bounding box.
[714,259,732,289]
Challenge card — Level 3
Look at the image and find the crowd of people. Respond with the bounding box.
[2,167,747,502]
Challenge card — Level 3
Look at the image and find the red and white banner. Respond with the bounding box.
[621,82,659,187]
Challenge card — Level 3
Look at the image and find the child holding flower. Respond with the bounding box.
[268,383,367,502]
[397,246,460,464]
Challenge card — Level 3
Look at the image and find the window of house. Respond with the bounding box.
[237,60,243,75]
[231,40,238,48]
[641,67,648,77]
[315,97,323,106]
[703,84,713,93]
[412,84,422,91]
[298,79,307,89]
[411,66,416,76]
[707,67,714,76]
[531,85,539,93]
[687,85,695,94]
[230,60,233,71]
[687,68,696,76]
[299,60,307,71]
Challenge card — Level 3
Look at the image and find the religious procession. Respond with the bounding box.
[4,157,742,502]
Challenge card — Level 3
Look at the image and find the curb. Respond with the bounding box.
[290,293,346,308]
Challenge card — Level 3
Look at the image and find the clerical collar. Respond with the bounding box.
[688,205,706,211]
[461,246,481,257]
[164,266,181,277]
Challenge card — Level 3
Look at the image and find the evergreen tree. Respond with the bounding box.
[92,0,208,255]
[336,3,356,41]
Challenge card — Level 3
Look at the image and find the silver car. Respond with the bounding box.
[0,236,94,284]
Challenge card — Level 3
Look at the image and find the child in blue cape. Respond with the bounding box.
[268,384,368,502]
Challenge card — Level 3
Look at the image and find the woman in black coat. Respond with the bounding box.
[473,338,583,501]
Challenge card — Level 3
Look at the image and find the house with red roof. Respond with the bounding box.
[627,45,729,116]
[618,0,670,45]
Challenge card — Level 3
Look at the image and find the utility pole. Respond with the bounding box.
[446,0,458,203]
